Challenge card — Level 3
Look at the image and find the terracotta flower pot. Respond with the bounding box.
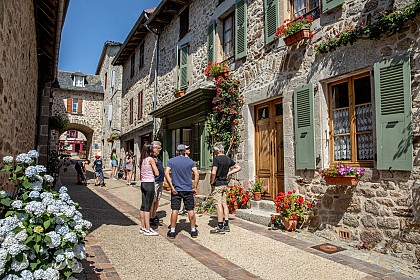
[253,192,262,201]
[229,201,239,214]
[174,90,185,98]
[282,217,298,232]
[283,28,311,46]
[324,176,357,187]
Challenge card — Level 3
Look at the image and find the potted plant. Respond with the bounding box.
[204,61,230,79]
[320,164,365,187]
[49,114,69,131]
[173,88,185,98]
[248,176,268,201]
[275,15,314,46]
[107,132,120,143]
[273,190,313,231]
[226,185,249,214]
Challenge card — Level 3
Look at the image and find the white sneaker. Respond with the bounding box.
[139,227,147,233]
[143,229,159,236]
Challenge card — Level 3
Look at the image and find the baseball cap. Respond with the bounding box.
[185,145,190,149]
[177,144,187,151]
[95,155,100,159]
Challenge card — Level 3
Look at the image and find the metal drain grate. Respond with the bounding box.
[311,243,346,254]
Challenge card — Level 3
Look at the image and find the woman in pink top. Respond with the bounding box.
[138,144,159,236]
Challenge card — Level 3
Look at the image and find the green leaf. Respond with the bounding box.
[30,262,39,270]
[22,179,32,189]
[5,211,15,217]
[63,268,73,278]
[22,192,29,201]
[1,198,11,206]
[25,235,34,244]
[43,220,51,230]
[35,234,42,243]
[33,244,40,253]
[44,235,52,243]
[15,165,23,173]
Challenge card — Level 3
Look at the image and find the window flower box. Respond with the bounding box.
[324,175,358,187]
[321,164,365,187]
[283,28,311,46]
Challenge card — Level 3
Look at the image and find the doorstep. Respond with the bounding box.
[236,200,278,227]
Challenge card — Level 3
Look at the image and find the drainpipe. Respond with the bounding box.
[144,14,159,139]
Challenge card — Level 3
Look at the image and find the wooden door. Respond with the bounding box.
[255,100,284,199]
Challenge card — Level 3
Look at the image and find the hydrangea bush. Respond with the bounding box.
[0,150,91,279]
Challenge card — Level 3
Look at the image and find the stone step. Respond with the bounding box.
[235,208,277,227]
[250,199,277,212]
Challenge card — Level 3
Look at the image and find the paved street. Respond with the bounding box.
[58,167,419,280]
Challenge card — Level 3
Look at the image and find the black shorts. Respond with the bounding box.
[171,191,194,211]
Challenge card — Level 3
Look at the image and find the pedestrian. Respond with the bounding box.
[179,145,191,216]
[125,151,134,186]
[139,144,159,236]
[93,155,105,187]
[74,159,90,185]
[123,151,128,180]
[209,142,241,234]
[165,144,199,239]
[110,148,118,180]
[150,141,164,226]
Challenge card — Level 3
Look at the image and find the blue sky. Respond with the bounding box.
[59,0,161,74]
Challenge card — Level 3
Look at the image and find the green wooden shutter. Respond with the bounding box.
[179,44,189,89]
[235,0,247,59]
[264,0,278,44]
[207,21,215,63]
[322,0,345,13]
[294,83,315,170]
[374,56,412,171]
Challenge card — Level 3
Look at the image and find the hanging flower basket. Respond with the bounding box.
[324,176,358,187]
[173,88,185,98]
[284,28,311,46]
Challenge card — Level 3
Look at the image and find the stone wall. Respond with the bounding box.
[0,0,38,192]
[98,44,123,166]
[51,89,104,161]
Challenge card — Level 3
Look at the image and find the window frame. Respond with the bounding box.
[74,76,84,87]
[139,43,145,69]
[290,0,319,18]
[129,97,134,124]
[104,72,107,90]
[223,12,235,60]
[327,71,374,167]
[179,6,190,40]
[130,53,135,78]
[137,91,143,120]
[72,98,79,114]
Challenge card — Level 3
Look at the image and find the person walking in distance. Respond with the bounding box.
[110,148,118,180]
[74,159,90,185]
[93,155,105,187]
[150,141,164,226]
[125,151,134,185]
[139,144,159,236]
[165,144,199,239]
[210,142,241,234]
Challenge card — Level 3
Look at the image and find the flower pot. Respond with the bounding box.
[174,90,185,98]
[228,201,239,214]
[253,192,262,201]
[282,217,298,232]
[213,72,229,80]
[324,176,357,187]
[283,28,310,46]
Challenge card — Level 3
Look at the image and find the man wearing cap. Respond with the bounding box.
[165,144,200,239]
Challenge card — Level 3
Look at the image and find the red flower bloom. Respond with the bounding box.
[336,33,340,38]
[291,214,297,220]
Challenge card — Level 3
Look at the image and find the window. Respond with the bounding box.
[67,130,78,138]
[179,6,189,39]
[329,73,374,164]
[74,76,84,87]
[223,13,235,59]
[104,72,107,89]
[138,91,143,120]
[291,0,319,18]
[129,98,134,124]
[72,98,79,114]
[130,54,135,78]
[178,44,189,89]
[139,43,145,69]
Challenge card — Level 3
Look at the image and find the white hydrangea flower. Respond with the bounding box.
[73,244,86,259]
[69,259,83,273]
[59,193,71,202]
[44,267,60,280]
[0,190,6,197]
[59,186,68,193]
[55,225,69,236]
[15,230,28,242]
[55,253,65,263]
[45,232,61,248]
[27,150,39,159]
[64,249,75,260]
[2,156,13,163]
[33,269,44,279]
[44,175,54,183]
[40,192,53,200]
[55,217,65,225]
[20,270,34,280]
[25,201,45,217]
[29,191,40,199]
[3,274,20,280]
[15,153,32,164]
[11,253,29,271]
[35,165,47,174]
[63,232,78,244]
[25,166,38,178]
[11,200,23,209]
[0,248,8,260]
[30,181,43,191]
[8,243,24,256]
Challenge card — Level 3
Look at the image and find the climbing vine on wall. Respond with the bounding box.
[204,62,244,154]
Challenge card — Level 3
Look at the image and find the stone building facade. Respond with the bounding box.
[114,0,419,262]
[51,71,104,160]
[96,41,123,166]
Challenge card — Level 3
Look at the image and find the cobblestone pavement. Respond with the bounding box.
[58,167,420,280]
